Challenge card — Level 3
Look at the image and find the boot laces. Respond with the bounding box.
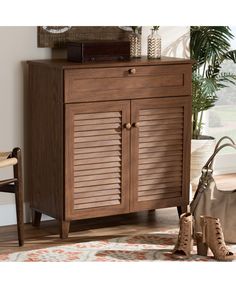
[215,221,232,256]
[176,220,190,250]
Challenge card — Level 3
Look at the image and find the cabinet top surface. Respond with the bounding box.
[28,57,193,69]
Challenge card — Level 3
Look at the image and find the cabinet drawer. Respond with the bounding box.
[64,64,191,103]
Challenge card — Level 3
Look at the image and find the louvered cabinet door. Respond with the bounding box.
[65,101,130,220]
[130,97,191,211]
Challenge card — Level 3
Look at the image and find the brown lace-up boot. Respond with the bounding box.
[196,216,235,261]
[172,213,193,259]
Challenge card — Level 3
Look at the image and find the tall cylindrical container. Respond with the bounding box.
[147,29,161,59]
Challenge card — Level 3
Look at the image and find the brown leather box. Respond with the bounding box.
[67,40,130,62]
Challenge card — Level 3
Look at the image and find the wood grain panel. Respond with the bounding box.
[74,111,121,120]
[138,181,182,191]
[69,75,183,93]
[139,112,183,121]
[139,144,183,154]
[75,150,121,160]
[65,101,130,219]
[74,117,121,126]
[138,187,182,196]
[140,107,182,115]
[75,129,121,137]
[139,155,182,164]
[74,183,121,193]
[74,189,121,199]
[139,123,183,132]
[130,97,189,211]
[75,134,121,143]
[65,87,190,104]
[139,160,182,170]
[74,178,121,188]
[139,134,183,143]
[139,140,182,149]
[28,63,64,220]
[139,176,182,186]
[74,123,121,131]
[64,64,191,103]
[74,145,120,154]
[64,64,189,80]
[139,118,183,126]
[74,167,121,177]
[74,200,120,210]
[139,129,183,138]
[74,140,121,148]
[74,194,121,205]
[138,192,181,202]
[138,165,182,176]
[74,156,121,165]
[139,171,182,180]
[74,161,121,171]
[76,172,120,182]
[139,150,182,159]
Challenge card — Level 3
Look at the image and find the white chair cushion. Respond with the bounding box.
[0,152,18,168]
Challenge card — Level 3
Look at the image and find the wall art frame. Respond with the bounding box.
[37,26,132,48]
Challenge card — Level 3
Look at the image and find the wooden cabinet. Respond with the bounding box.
[28,57,192,238]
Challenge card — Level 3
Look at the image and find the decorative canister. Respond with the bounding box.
[129,27,142,58]
[147,27,161,59]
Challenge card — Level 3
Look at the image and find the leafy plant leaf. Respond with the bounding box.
[190,26,236,139]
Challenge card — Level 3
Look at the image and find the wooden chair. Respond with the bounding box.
[0,148,24,246]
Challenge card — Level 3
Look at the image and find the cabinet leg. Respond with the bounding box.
[60,220,70,239]
[177,205,188,218]
[32,210,42,227]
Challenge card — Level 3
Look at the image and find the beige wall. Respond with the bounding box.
[0,26,189,225]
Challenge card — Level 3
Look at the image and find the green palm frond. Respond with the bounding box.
[217,72,236,87]
[192,74,218,114]
[191,26,234,69]
[190,26,236,139]
[221,50,236,63]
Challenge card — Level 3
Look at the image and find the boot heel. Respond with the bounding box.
[196,232,208,256]
[200,216,235,261]
[197,240,208,256]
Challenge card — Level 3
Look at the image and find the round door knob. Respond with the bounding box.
[134,122,140,128]
[125,123,131,129]
[128,68,136,75]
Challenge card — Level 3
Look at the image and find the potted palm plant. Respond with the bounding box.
[190,26,236,183]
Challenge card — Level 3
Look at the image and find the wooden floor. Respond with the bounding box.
[0,208,179,254]
[0,173,235,255]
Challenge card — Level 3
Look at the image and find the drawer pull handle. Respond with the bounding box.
[125,123,131,130]
[128,68,136,75]
[133,122,140,128]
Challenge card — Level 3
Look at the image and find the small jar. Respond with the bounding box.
[129,28,141,58]
[147,29,161,59]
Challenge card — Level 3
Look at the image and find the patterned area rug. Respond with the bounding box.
[1,228,236,262]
